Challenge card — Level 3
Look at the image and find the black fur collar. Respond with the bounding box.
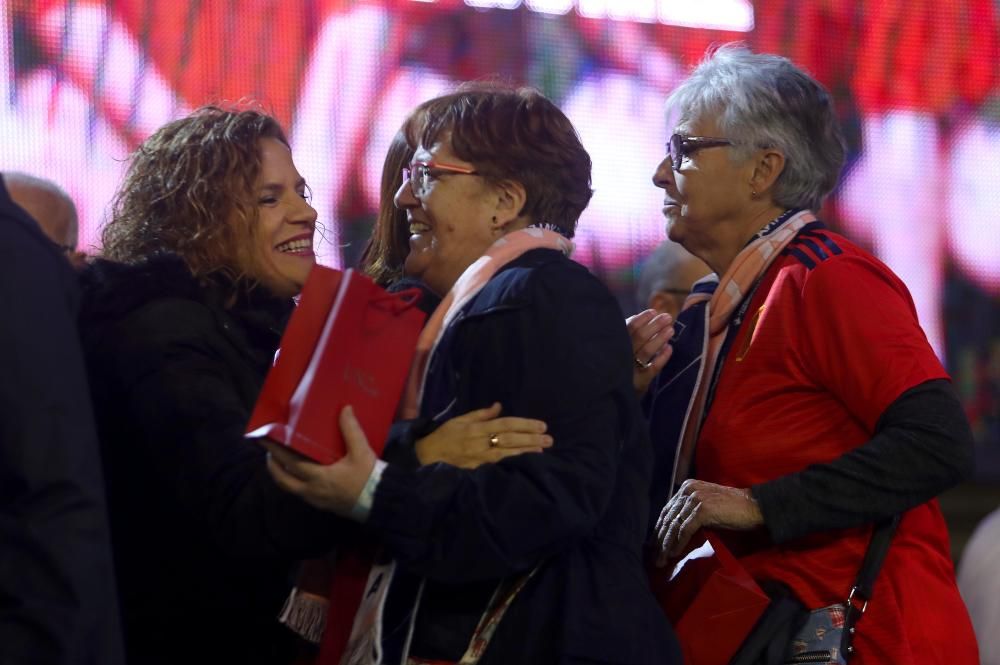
[78,253,292,331]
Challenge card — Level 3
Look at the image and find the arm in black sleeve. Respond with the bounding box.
[751,378,974,543]
[112,300,355,559]
[381,417,437,470]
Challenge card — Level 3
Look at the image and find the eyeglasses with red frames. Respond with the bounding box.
[401,161,480,198]
[667,133,734,171]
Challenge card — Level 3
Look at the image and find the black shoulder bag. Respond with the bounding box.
[729,515,901,665]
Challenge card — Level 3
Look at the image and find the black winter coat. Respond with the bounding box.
[78,255,348,665]
[373,249,682,665]
[0,176,125,665]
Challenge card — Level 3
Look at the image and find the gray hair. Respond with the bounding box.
[666,43,846,211]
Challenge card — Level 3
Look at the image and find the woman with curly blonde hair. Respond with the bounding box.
[78,105,548,665]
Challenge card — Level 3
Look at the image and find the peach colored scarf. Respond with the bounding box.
[399,226,573,419]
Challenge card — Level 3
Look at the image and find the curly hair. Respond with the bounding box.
[101,105,288,283]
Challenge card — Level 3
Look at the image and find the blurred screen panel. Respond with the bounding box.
[2,0,997,473]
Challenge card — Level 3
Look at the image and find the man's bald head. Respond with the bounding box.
[4,172,79,251]
[637,240,712,319]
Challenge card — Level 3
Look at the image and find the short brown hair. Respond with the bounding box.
[404,82,593,237]
[101,105,287,283]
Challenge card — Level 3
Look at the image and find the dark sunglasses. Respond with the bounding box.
[666,133,734,171]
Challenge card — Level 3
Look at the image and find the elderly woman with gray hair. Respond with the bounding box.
[631,45,978,663]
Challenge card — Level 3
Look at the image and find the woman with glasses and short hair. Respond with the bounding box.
[630,44,977,663]
[264,83,682,664]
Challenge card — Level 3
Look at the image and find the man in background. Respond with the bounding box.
[636,239,711,319]
[4,171,85,267]
[0,172,124,664]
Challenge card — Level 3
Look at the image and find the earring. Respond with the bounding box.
[750,188,758,199]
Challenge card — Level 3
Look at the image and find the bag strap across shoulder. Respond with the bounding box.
[841,514,901,661]
[853,514,900,600]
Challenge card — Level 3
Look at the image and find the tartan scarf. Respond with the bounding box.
[668,209,817,492]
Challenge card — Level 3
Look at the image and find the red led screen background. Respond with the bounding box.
[3,0,998,472]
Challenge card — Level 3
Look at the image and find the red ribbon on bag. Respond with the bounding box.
[246,266,426,463]
[650,531,771,665]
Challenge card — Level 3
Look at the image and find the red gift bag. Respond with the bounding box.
[246,267,426,464]
[247,266,343,437]
[650,531,770,665]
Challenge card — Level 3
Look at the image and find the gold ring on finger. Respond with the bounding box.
[488,433,500,448]
[634,355,653,369]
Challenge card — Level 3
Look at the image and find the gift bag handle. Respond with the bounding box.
[370,287,424,315]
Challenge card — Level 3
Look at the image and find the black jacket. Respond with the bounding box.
[0,176,125,665]
[78,255,348,665]
[373,249,681,665]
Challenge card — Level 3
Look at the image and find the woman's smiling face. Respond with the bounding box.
[249,137,318,298]
[395,135,500,296]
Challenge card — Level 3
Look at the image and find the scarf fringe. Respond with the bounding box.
[279,587,329,645]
